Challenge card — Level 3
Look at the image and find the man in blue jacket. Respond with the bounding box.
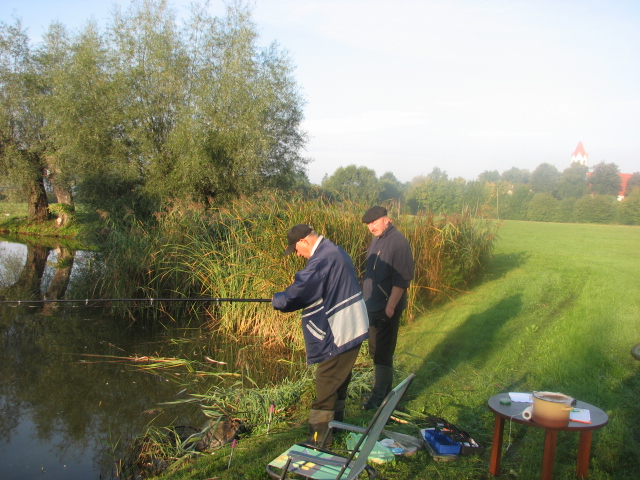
[272,224,369,447]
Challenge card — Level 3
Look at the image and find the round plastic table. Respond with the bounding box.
[487,393,608,479]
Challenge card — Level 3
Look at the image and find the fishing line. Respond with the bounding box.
[0,297,272,306]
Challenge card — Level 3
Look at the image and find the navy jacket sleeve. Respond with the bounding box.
[272,258,326,312]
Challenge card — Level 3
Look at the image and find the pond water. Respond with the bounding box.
[0,238,303,480]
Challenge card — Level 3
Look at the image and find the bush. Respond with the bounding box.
[527,193,561,222]
[618,190,640,225]
[573,195,617,224]
[499,184,533,220]
[558,198,577,223]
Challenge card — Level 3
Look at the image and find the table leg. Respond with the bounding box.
[576,430,593,479]
[489,414,505,476]
[540,429,558,480]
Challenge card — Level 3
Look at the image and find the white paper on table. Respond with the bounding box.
[509,392,533,403]
[570,409,591,424]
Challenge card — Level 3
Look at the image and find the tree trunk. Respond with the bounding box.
[46,156,75,206]
[27,175,50,224]
[13,244,50,299]
[45,157,75,227]
[42,247,75,315]
[52,180,74,206]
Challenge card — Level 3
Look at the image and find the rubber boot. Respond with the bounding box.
[361,365,394,411]
[331,399,346,437]
[306,409,334,448]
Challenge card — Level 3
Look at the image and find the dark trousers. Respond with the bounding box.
[368,308,402,367]
[312,344,361,411]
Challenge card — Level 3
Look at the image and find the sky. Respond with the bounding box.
[2,0,639,185]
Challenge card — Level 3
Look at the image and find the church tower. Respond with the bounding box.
[571,141,588,166]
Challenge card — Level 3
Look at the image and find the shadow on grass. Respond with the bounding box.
[483,251,530,282]
[414,294,523,386]
[397,295,524,443]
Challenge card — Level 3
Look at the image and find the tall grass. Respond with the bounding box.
[97,193,497,346]
[396,207,498,319]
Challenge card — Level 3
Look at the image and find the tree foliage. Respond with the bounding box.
[0,0,308,221]
[315,158,636,225]
[501,167,530,185]
[619,189,640,225]
[459,180,492,215]
[499,184,533,220]
[530,162,559,194]
[377,171,403,204]
[589,161,621,196]
[527,193,561,222]
[407,168,454,214]
[321,164,380,204]
[0,20,49,221]
[478,169,500,183]
[556,162,588,199]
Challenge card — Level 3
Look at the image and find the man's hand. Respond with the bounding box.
[385,303,395,318]
[385,286,404,318]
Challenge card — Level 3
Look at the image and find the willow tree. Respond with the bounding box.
[2,0,308,219]
[34,22,75,209]
[0,20,49,222]
[100,0,307,209]
[165,0,308,205]
[37,21,122,217]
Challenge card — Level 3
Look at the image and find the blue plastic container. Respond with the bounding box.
[422,428,462,455]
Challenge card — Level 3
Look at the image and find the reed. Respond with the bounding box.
[97,193,497,345]
[396,208,498,320]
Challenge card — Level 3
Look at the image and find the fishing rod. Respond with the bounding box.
[0,297,272,305]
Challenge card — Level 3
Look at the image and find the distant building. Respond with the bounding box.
[619,173,632,201]
[571,141,588,166]
[574,142,632,200]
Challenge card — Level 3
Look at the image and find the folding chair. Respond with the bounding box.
[266,374,415,480]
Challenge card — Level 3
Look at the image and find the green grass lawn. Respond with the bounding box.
[0,202,27,225]
[154,220,640,480]
[0,202,98,240]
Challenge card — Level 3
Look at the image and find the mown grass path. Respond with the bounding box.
[156,220,640,480]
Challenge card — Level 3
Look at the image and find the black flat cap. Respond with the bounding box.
[361,206,387,224]
[283,224,312,255]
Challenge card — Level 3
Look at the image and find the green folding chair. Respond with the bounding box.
[266,374,415,480]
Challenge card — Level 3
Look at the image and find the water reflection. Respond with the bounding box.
[0,241,26,286]
[0,238,92,308]
[0,239,304,480]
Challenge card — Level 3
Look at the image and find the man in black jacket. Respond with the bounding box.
[361,206,414,410]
